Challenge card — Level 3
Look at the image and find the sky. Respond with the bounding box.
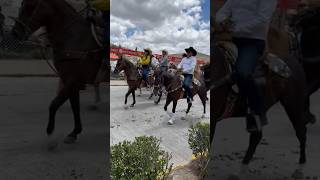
[110,0,210,55]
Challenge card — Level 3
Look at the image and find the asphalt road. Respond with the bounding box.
[110,86,210,166]
[0,77,108,180]
[205,91,320,180]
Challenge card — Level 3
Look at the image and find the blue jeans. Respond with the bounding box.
[233,38,265,115]
[142,65,150,85]
[183,74,193,99]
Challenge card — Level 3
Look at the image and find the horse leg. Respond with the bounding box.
[124,89,132,105]
[130,90,136,107]
[168,99,177,125]
[64,89,82,144]
[47,86,69,135]
[281,100,307,164]
[164,96,173,118]
[148,91,153,99]
[154,90,162,104]
[199,91,207,118]
[242,131,263,164]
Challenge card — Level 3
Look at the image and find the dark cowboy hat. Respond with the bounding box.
[185,47,197,56]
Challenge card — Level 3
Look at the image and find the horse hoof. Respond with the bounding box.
[168,119,174,125]
[124,105,129,110]
[181,116,186,120]
[130,104,134,107]
[201,114,206,118]
[64,135,77,144]
[154,101,159,105]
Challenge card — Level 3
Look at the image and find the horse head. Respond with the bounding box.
[11,0,49,40]
[152,68,163,95]
[114,56,125,74]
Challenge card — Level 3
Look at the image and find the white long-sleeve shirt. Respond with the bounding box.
[216,0,277,40]
[177,56,197,75]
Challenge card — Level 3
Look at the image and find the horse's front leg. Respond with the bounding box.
[154,90,162,104]
[242,131,263,164]
[131,90,136,107]
[125,89,131,105]
[164,96,172,117]
[48,85,70,135]
[64,88,82,144]
[168,99,178,125]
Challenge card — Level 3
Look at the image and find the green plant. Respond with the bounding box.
[111,136,173,180]
[188,122,210,158]
[188,122,210,178]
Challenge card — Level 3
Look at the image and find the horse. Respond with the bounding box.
[11,0,107,144]
[155,70,208,125]
[205,20,308,171]
[113,56,143,107]
[289,7,320,124]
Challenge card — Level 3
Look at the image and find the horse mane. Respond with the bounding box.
[122,57,137,69]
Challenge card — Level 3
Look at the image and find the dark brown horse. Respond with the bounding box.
[11,0,107,144]
[155,71,208,125]
[205,22,308,168]
[290,8,320,124]
[113,56,142,107]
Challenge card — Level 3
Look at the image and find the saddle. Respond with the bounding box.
[217,41,291,81]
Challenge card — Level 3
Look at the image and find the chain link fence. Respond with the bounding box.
[0,26,52,59]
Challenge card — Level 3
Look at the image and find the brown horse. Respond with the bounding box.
[113,56,143,107]
[205,21,307,168]
[11,0,107,144]
[155,71,208,125]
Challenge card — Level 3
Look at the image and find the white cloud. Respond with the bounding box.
[110,0,210,55]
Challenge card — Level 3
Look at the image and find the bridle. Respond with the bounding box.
[114,57,125,73]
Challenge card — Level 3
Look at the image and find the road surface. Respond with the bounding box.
[110,85,210,166]
[0,77,108,180]
[205,91,320,180]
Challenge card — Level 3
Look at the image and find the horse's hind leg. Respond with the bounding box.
[64,89,82,144]
[242,131,263,164]
[47,87,69,135]
[281,98,307,164]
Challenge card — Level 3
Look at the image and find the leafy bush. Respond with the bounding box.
[188,122,210,158]
[188,122,210,178]
[111,136,173,180]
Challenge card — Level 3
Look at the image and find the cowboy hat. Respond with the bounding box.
[162,49,168,54]
[144,48,152,54]
[185,47,197,56]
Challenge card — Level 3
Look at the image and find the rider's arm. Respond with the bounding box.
[177,58,184,69]
[216,0,233,23]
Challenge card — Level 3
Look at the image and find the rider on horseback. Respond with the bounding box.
[177,47,197,103]
[216,0,277,132]
[160,50,169,72]
[138,48,152,87]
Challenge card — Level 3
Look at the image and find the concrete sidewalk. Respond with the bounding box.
[0,59,56,77]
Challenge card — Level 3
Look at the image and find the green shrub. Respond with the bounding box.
[111,136,173,180]
[188,122,210,158]
[188,122,210,178]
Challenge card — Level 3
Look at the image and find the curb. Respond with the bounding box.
[0,74,57,77]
